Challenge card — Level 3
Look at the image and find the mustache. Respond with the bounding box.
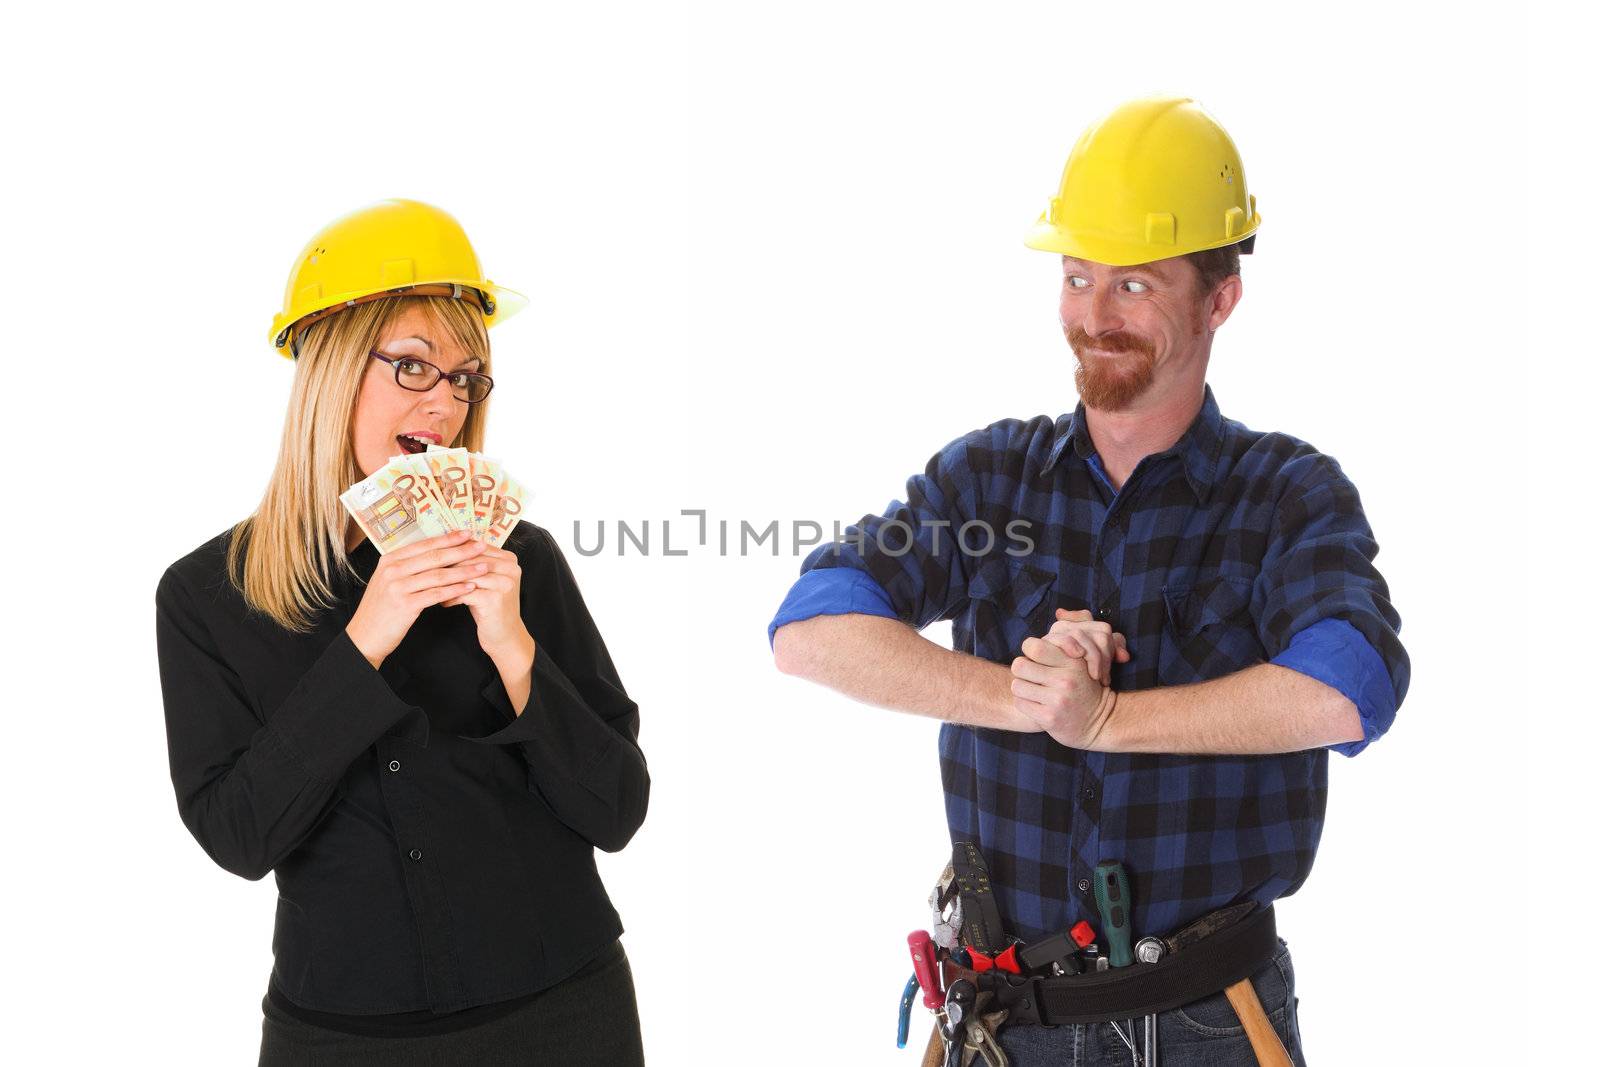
[1064,324,1153,356]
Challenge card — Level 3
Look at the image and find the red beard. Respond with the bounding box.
[1065,324,1156,411]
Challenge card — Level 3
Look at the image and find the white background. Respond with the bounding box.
[3,2,1574,1064]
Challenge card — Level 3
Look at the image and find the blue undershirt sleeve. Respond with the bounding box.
[1269,617,1396,757]
[767,567,899,649]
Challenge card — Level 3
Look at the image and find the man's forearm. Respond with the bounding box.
[772,613,1042,733]
[1098,662,1364,755]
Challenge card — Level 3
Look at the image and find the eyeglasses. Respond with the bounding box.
[369,350,495,404]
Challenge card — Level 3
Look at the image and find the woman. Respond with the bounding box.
[154,199,649,1066]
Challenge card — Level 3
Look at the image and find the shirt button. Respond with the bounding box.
[408,848,423,861]
[1081,787,1095,801]
[388,760,401,772]
[1077,878,1091,894]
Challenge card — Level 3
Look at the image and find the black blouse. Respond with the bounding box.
[155,520,648,1031]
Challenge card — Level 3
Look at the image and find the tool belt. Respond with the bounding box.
[950,902,1277,1026]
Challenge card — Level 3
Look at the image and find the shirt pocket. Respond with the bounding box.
[965,556,1058,661]
[1159,576,1264,682]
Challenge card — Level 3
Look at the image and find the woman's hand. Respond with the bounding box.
[345,529,488,668]
[437,541,528,656]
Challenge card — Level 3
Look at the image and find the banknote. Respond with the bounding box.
[481,471,527,548]
[340,462,458,553]
[467,453,496,538]
[341,447,530,553]
[429,445,522,546]
[408,448,475,532]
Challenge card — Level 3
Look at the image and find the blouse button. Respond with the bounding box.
[388,760,401,772]
[409,848,423,861]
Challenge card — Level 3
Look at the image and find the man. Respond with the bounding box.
[768,95,1407,1065]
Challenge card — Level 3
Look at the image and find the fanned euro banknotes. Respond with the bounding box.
[340,445,528,554]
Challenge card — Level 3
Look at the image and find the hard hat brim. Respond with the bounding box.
[271,281,529,359]
[483,283,529,328]
[1023,217,1261,267]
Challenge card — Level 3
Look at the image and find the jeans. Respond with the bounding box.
[257,940,644,1066]
[989,936,1307,1066]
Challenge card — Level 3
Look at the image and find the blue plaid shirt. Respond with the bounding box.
[769,384,1408,943]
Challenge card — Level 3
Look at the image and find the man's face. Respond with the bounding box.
[1057,255,1214,411]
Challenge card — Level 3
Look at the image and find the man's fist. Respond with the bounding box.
[1038,608,1131,685]
[1008,608,1130,750]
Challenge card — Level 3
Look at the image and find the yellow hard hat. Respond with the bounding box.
[1024,95,1261,266]
[269,198,528,359]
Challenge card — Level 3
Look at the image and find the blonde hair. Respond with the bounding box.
[226,295,492,632]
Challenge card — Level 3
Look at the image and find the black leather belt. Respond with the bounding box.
[973,903,1278,1025]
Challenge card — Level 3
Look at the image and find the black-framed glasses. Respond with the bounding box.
[369,350,495,404]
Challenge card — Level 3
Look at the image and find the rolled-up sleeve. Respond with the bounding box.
[155,570,421,881]
[767,567,898,647]
[769,428,987,644]
[1252,457,1410,757]
[460,526,648,853]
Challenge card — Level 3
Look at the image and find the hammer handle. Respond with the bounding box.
[1223,978,1293,1067]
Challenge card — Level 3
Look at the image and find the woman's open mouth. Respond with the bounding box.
[396,434,434,455]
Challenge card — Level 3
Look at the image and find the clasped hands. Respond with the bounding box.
[1010,609,1131,750]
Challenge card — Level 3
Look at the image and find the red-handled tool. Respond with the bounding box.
[907,930,945,1010]
[966,943,1024,974]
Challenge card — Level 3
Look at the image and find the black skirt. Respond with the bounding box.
[258,939,643,1066]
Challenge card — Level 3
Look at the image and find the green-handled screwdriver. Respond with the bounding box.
[1092,860,1135,967]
